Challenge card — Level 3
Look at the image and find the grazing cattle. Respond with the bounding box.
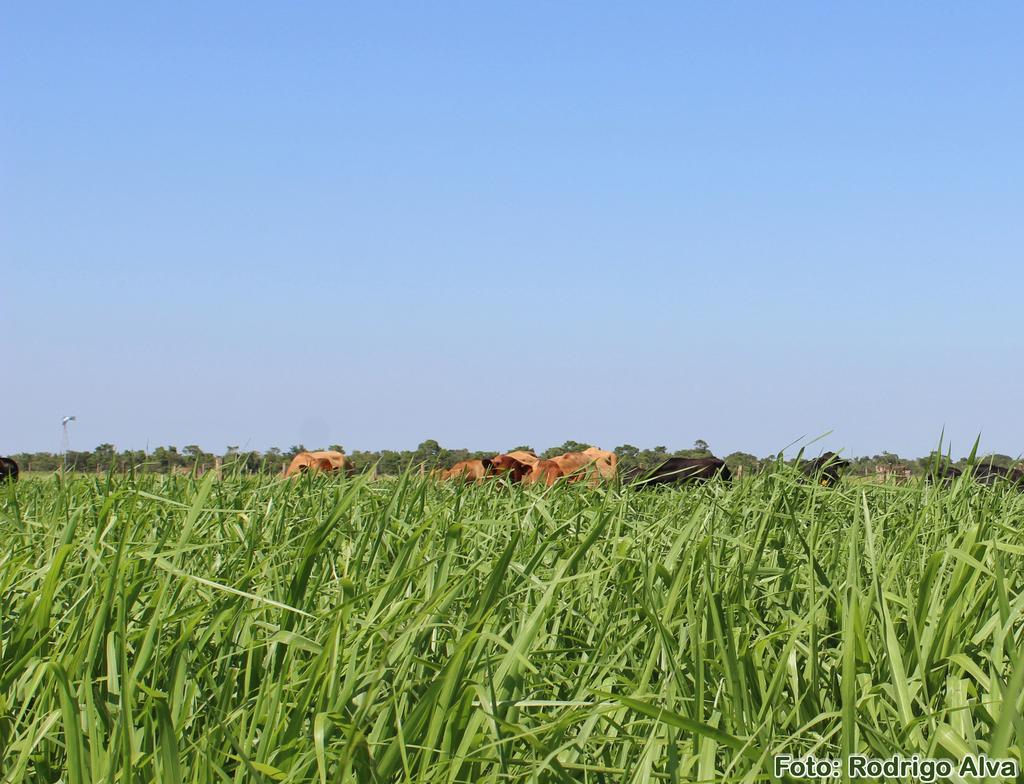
[548,452,590,481]
[619,466,648,484]
[583,447,618,479]
[504,451,540,468]
[525,459,564,486]
[799,452,849,487]
[285,450,354,477]
[0,456,18,483]
[632,456,732,487]
[549,447,618,484]
[490,453,535,483]
[439,458,493,482]
[973,463,1024,488]
[926,465,962,486]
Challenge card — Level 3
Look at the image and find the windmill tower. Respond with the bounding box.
[62,416,77,470]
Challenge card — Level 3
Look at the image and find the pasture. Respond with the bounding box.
[1,470,1022,782]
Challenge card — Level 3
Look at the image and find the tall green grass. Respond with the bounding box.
[1,469,1022,782]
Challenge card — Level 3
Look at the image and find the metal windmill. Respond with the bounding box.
[62,416,77,469]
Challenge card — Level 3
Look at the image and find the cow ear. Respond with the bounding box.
[482,458,493,471]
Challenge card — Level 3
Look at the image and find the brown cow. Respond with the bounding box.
[583,447,617,479]
[549,447,618,484]
[490,453,535,482]
[285,450,355,477]
[504,451,540,467]
[524,459,563,486]
[439,458,493,482]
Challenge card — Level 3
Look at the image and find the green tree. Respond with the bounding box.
[93,443,116,472]
[150,446,183,473]
[724,451,759,476]
[412,440,444,470]
[614,444,640,460]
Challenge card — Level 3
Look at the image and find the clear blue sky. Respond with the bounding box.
[3,3,1022,458]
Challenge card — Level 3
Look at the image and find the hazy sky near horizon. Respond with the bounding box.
[3,3,1022,459]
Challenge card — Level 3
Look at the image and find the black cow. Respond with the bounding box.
[619,467,648,484]
[926,465,962,486]
[798,452,849,487]
[0,457,19,483]
[972,463,1024,488]
[631,457,732,487]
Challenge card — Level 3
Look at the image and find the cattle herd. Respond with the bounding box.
[926,462,1024,487]
[279,448,905,489]
[1,449,1021,489]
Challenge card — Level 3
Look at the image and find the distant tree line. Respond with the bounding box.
[8,440,1019,477]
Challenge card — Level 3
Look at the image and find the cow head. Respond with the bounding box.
[295,456,334,474]
[490,454,532,482]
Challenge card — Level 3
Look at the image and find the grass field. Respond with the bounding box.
[1,470,1022,782]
